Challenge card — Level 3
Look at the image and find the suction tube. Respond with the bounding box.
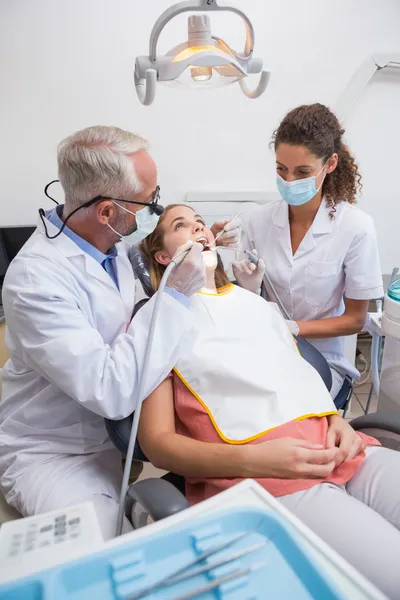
[116,254,188,535]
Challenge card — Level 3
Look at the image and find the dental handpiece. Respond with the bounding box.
[244,249,259,265]
[171,245,194,266]
[247,254,291,320]
[217,247,291,320]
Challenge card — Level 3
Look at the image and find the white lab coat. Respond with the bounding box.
[0,216,193,513]
[242,199,384,380]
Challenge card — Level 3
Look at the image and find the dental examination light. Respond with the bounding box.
[134,0,270,106]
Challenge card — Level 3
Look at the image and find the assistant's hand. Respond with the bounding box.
[286,320,300,335]
[326,415,364,467]
[246,438,339,479]
[211,216,242,248]
[232,250,265,294]
[168,241,206,297]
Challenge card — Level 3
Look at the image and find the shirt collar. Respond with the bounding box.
[273,198,333,234]
[46,205,118,264]
[272,200,289,228]
[311,199,333,234]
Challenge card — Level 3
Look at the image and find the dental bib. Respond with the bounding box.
[175,284,337,443]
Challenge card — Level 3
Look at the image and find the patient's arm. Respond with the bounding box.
[138,377,251,478]
[137,378,340,480]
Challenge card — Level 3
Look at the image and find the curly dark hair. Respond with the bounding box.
[272,103,362,217]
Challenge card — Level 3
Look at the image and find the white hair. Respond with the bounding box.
[57,125,150,214]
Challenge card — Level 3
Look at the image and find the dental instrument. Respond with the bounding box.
[129,537,266,599]
[116,244,193,535]
[209,212,241,247]
[174,561,267,600]
[134,1,270,106]
[245,249,291,320]
[164,541,266,586]
[216,246,291,320]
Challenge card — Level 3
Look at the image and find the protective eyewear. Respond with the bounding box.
[39,180,164,240]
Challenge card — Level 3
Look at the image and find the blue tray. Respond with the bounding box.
[0,506,344,600]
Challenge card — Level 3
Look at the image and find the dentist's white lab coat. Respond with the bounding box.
[0,216,193,518]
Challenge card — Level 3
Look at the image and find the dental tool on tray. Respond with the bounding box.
[174,560,267,600]
[128,529,266,599]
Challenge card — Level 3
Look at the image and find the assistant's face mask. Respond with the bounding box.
[107,202,160,244]
[276,162,327,206]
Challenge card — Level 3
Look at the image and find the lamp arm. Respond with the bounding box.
[134,68,157,106]
[148,0,255,62]
[239,70,271,99]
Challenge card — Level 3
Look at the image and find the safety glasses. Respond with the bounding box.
[39,181,163,239]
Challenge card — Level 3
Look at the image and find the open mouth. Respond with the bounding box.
[197,237,212,252]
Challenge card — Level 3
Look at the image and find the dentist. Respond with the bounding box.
[235,104,384,398]
[0,125,241,539]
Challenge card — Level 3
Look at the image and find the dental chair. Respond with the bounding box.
[105,247,400,529]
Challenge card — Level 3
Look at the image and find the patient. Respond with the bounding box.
[139,204,400,598]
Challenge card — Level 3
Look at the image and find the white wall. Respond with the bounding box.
[1,0,399,271]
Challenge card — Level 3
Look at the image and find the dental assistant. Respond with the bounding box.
[0,126,240,540]
[237,104,384,397]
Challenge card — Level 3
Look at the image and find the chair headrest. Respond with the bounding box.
[129,245,155,298]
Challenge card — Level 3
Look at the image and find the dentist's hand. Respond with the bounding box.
[211,216,242,247]
[232,250,265,294]
[167,241,206,297]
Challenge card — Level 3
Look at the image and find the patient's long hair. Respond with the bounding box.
[140,204,230,292]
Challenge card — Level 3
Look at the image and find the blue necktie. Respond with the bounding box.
[102,256,119,290]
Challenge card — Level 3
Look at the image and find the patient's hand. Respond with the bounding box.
[246,438,340,480]
[326,415,364,467]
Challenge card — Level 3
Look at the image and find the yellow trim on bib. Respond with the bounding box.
[198,283,234,297]
[293,336,301,355]
[173,368,338,445]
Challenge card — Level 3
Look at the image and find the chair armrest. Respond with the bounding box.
[125,478,189,522]
[350,412,400,435]
[295,336,332,391]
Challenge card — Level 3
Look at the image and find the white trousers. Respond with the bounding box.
[9,450,132,541]
[279,447,400,599]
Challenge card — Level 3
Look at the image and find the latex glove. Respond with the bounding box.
[211,216,242,248]
[269,304,299,334]
[232,249,265,294]
[286,320,299,336]
[168,241,206,296]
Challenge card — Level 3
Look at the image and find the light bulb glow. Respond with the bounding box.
[172,42,233,63]
[190,66,212,81]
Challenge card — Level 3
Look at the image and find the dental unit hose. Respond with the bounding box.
[245,250,291,320]
[217,246,291,321]
[116,248,191,536]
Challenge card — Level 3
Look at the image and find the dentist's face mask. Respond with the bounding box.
[107,202,161,245]
[276,162,327,206]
